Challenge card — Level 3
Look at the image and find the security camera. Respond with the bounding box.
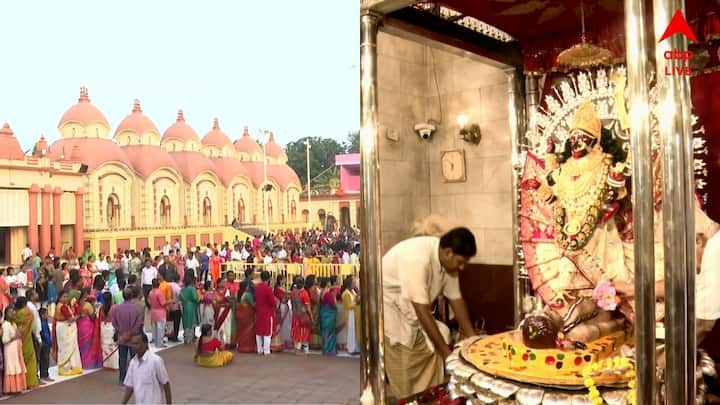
[414,122,436,141]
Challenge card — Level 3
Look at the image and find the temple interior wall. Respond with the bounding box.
[377,31,514,265]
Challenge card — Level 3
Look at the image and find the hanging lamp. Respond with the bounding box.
[557,0,612,69]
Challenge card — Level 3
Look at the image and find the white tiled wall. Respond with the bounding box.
[377,32,514,265]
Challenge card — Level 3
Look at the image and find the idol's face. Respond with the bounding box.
[569,129,596,159]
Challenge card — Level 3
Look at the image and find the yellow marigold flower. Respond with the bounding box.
[628,380,636,389]
[584,378,595,388]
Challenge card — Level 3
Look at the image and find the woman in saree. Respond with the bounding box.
[13,297,39,389]
[235,272,256,353]
[2,306,25,394]
[80,260,93,290]
[342,276,361,354]
[212,278,232,347]
[77,290,102,369]
[195,323,233,367]
[307,275,322,350]
[180,273,199,344]
[98,291,118,370]
[200,281,215,327]
[291,276,313,355]
[336,276,347,352]
[209,251,222,287]
[52,290,82,376]
[0,268,10,314]
[270,275,288,352]
[319,277,341,356]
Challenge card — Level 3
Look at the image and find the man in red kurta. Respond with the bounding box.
[254,271,276,355]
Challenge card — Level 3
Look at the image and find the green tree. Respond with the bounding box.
[286,137,344,191]
[344,130,360,153]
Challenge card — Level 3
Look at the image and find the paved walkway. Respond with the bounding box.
[8,344,361,404]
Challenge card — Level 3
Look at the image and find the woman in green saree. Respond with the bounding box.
[180,272,200,344]
[14,297,39,388]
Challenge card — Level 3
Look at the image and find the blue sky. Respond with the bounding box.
[0,0,359,151]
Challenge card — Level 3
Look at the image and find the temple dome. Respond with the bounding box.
[211,157,251,186]
[0,123,26,160]
[169,151,217,182]
[32,134,49,157]
[233,126,262,155]
[243,161,300,190]
[115,100,160,144]
[122,145,178,178]
[202,118,232,148]
[161,110,200,143]
[264,132,285,158]
[58,86,110,130]
[47,137,129,172]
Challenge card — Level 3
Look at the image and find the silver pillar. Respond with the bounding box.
[525,75,539,131]
[359,11,387,404]
[653,0,696,403]
[624,0,657,403]
[506,68,526,327]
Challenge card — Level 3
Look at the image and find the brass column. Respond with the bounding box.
[653,0,696,403]
[505,67,526,326]
[359,10,386,404]
[624,0,657,403]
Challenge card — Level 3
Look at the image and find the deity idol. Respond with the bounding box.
[519,98,640,349]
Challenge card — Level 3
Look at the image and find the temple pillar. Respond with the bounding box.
[505,67,526,327]
[40,185,52,256]
[625,0,657,403]
[74,188,85,256]
[359,10,385,404]
[52,187,63,253]
[27,184,40,254]
[653,0,697,402]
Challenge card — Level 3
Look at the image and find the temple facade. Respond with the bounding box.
[0,87,357,265]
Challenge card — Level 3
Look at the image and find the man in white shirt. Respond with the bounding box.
[122,332,172,405]
[184,252,200,280]
[277,246,288,262]
[697,227,720,343]
[162,242,170,257]
[95,255,109,272]
[141,259,158,306]
[21,244,33,263]
[341,250,351,264]
[240,246,250,261]
[16,267,28,297]
[382,227,477,400]
[230,247,243,262]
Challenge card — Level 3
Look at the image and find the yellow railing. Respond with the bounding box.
[222,262,360,286]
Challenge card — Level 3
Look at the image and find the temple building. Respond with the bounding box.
[0,86,356,264]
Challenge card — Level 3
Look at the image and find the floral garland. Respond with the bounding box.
[582,356,636,405]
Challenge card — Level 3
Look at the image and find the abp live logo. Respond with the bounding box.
[659,9,698,76]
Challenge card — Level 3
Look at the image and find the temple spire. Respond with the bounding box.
[177,109,185,122]
[213,117,220,130]
[79,86,89,102]
[132,99,142,113]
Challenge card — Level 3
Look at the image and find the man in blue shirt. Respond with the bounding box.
[39,308,54,382]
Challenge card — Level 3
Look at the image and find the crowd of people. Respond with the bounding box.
[0,227,362,397]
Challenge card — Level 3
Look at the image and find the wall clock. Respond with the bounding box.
[441,149,466,183]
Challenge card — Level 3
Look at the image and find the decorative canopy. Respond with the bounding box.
[418,0,718,74]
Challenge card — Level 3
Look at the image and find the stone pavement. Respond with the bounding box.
[8,344,362,404]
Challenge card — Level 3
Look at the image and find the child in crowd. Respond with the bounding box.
[38,308,54,382]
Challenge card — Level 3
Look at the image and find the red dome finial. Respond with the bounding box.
[0,123,12,136]
[79,86,90,102]
[177,109,185,122]
[269,131,275,142]
[242,126,250,136]
[132,99,142,113]
[213,117,220,130]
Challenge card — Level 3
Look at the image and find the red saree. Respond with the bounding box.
[235,292,256,353]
